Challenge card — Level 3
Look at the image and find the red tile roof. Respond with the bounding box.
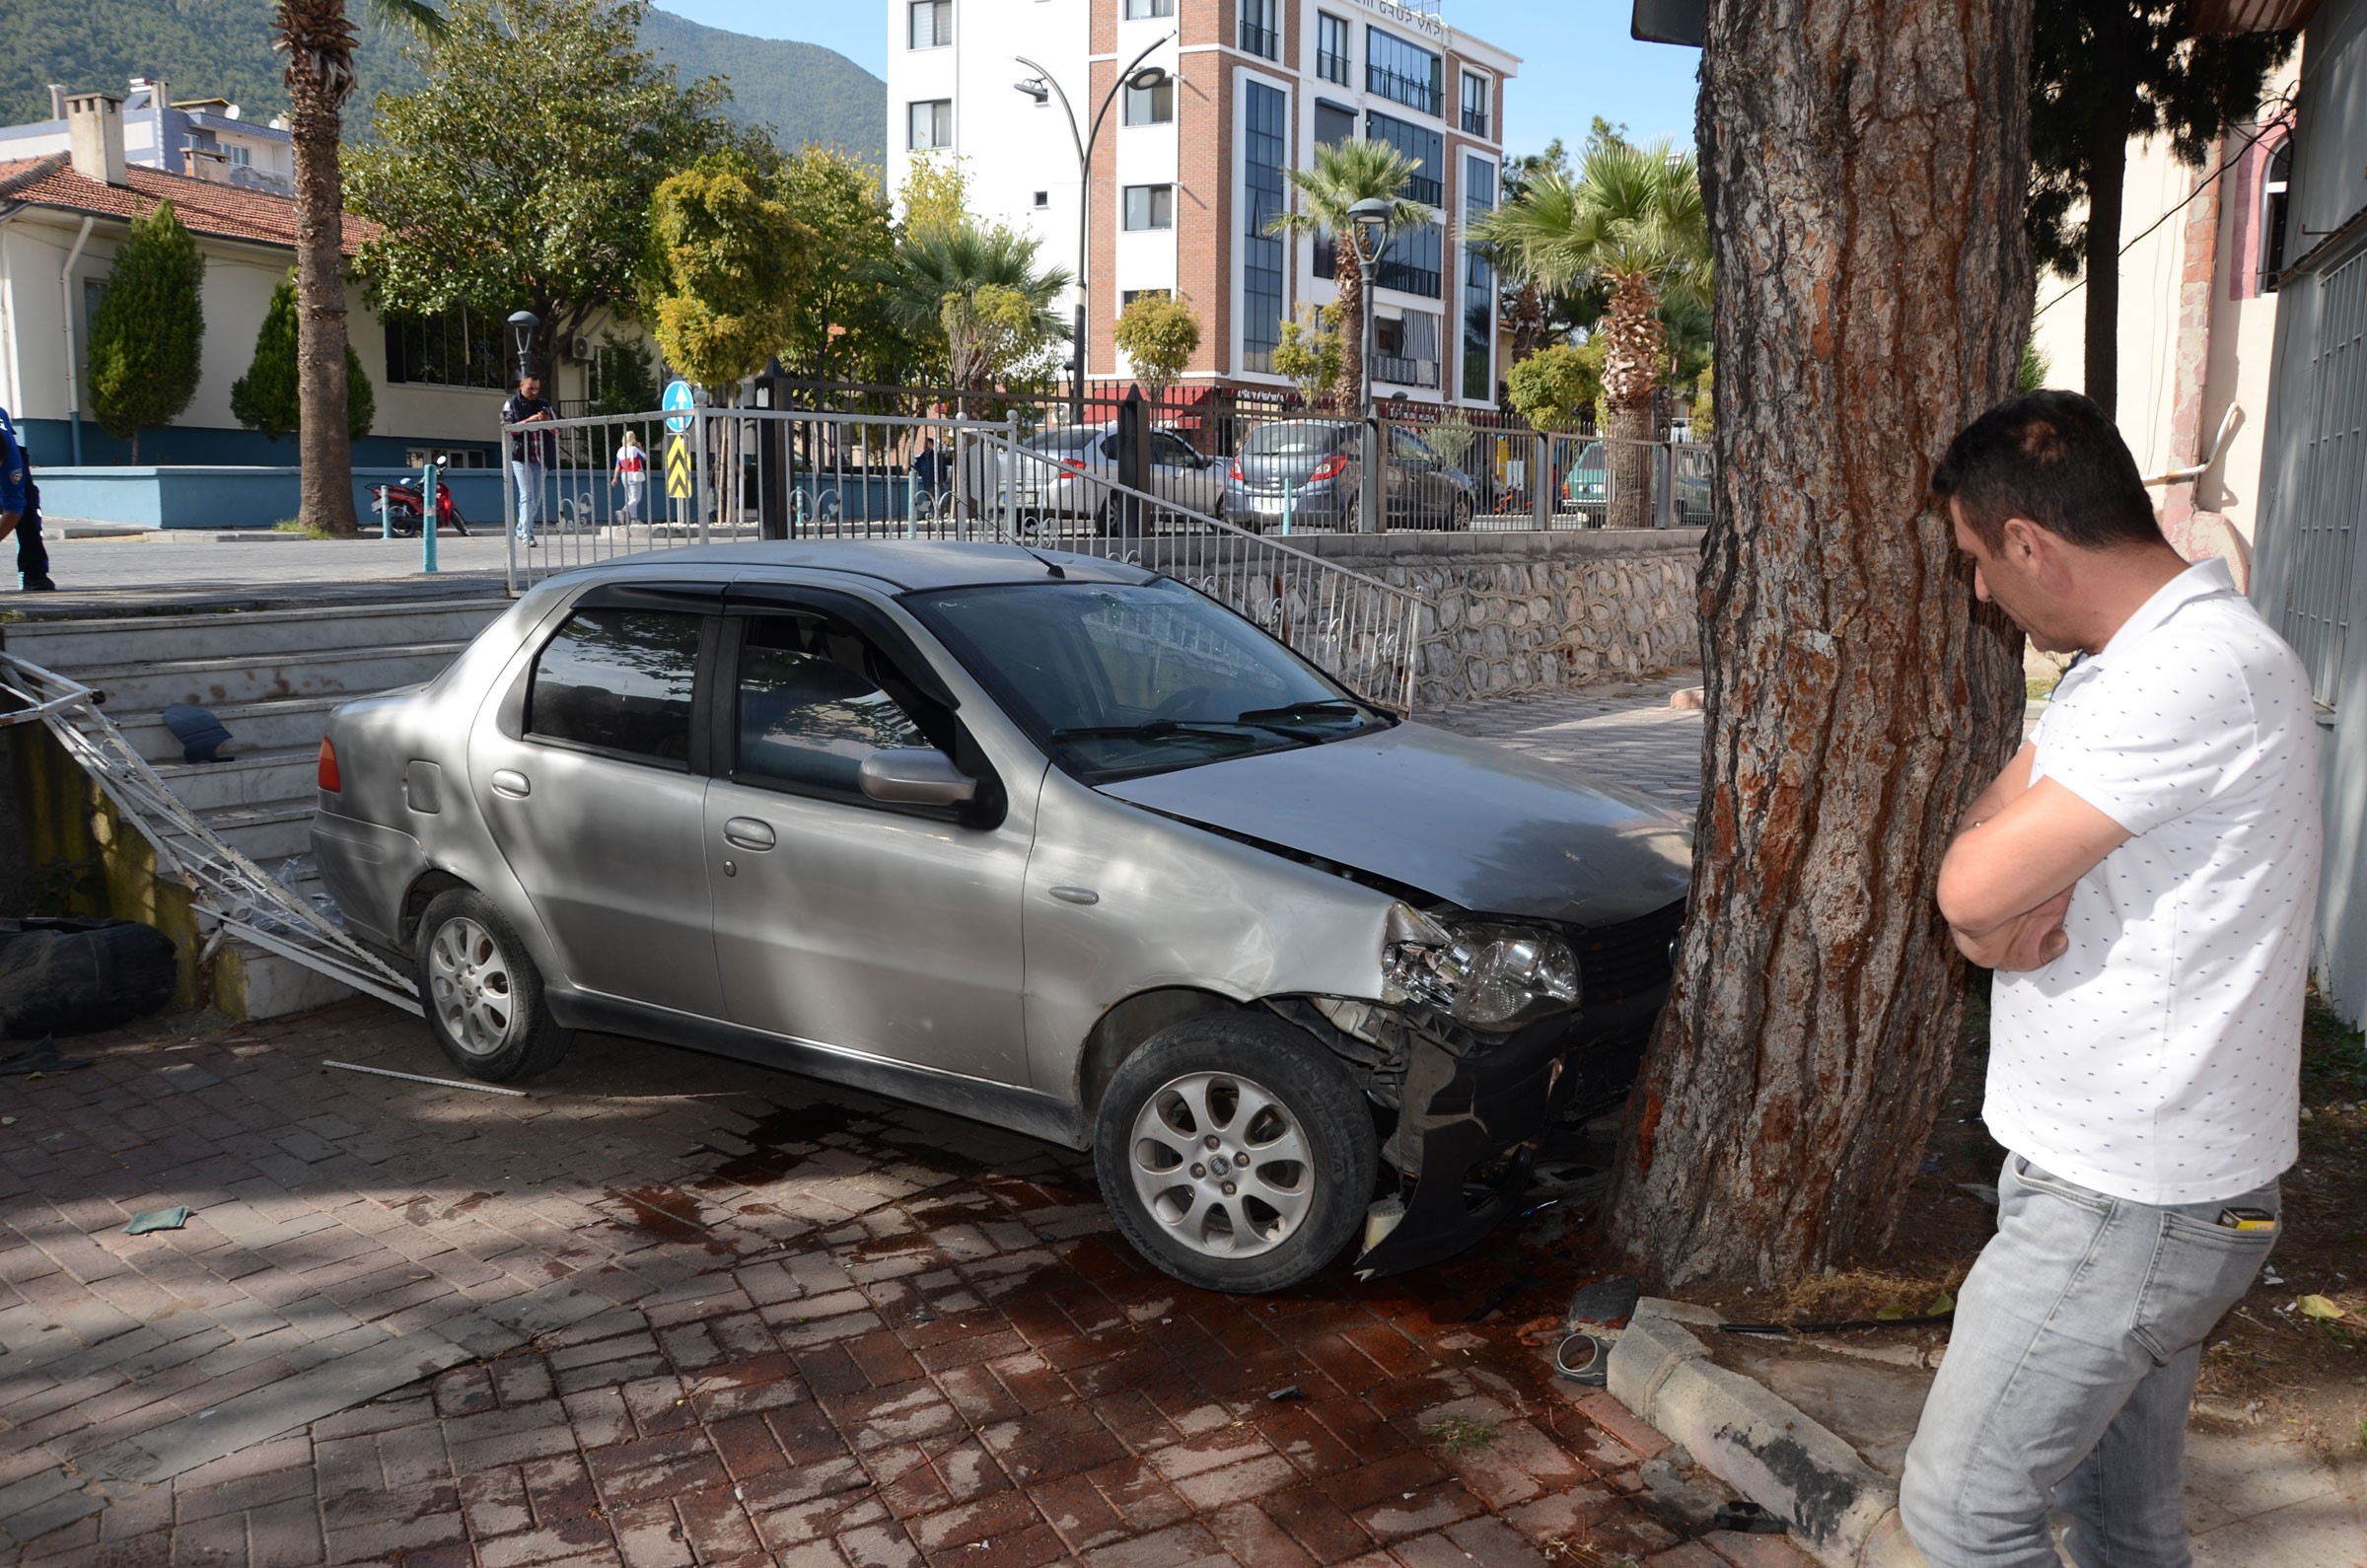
[0,154,378,255]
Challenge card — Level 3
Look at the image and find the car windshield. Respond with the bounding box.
[907,578,1392,783]
[1242,422,1349,458]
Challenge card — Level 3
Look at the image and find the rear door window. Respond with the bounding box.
[527,608,702,764]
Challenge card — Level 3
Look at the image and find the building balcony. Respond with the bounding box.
[1370,258,1442,297]
[1373,354,1440,389]
[1240,22,1279,58]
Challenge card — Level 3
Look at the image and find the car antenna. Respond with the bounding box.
[1016,544,1066,578]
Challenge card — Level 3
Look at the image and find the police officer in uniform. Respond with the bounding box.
[0,406,56,592]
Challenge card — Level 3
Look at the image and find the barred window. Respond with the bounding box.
[383,306,507,389]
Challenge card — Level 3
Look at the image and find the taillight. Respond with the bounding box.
[1309,454,1350,482]
[317,738,341,793]
[1228,460,1245,482]
[1061,458,1088,473]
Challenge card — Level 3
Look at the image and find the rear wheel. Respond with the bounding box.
[1095,1014,1377,1293]
[415,889,571,1082]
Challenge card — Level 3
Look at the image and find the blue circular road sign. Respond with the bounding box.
[663,379,696,433]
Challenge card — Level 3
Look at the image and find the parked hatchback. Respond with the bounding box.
[313,543,1689,1292]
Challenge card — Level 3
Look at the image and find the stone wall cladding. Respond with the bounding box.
[1287,529,1705,709]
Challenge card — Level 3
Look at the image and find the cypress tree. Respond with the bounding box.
[232,272,375,444]
[87,199,205,464]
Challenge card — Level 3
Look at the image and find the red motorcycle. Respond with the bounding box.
[366,467,473,537]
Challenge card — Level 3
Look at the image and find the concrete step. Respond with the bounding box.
[198,798,317,865]
[1,598,507,673]
[116,695,350,766]
[155,748,320,812]
[73,642,468,714]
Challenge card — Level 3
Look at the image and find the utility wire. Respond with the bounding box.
[2031,86,2298,321]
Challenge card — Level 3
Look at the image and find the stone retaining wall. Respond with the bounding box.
[1289,529,1704,708]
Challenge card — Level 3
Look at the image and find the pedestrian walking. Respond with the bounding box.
[1901,391,2323,1568]
[503,374,557,546]
[0,406,56,592]
[614,428,649,524]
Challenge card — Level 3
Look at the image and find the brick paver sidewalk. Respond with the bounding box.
[1428,678,1705,812]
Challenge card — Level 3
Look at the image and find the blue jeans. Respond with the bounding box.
[511,460,544,538]
[1901,1156,2279,1567]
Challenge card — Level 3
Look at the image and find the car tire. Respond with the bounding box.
[1450,493,1474,531]
[1095,1013,1378,1293]
[415,888,571,1083]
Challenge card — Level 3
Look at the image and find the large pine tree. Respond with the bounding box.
[87,200,204,464]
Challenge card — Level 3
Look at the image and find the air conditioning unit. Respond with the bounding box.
[566,335,594,363]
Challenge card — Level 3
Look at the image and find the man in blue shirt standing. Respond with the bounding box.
[0,407,57,593]
[502,374,556,547]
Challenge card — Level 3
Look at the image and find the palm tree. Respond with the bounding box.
[889,222,1071,414]
[1265,141,1431,412]
[275,0,441,536]
[1477,138,1706,528]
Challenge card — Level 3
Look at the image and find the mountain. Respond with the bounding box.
[2,0,885,164]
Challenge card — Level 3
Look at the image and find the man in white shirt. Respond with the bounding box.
[1901,392,2321,1568]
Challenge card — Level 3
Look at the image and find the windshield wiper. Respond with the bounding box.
[1047,720,1280,746]
[1232,698,1380,727]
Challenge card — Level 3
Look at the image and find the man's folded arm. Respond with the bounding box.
[1938,775,2130,937]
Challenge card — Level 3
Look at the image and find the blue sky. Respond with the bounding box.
[651,1,1703,159]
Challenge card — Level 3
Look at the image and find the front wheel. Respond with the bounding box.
[1095,1014,1378,1293]
[415,888,571,1082]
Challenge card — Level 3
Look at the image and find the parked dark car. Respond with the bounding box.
[1224,420,1477,532]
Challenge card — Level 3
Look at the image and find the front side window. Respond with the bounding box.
[908,99,953,150]
[734,615,929,798]
[1123,184,1175,230]
[1124,78,1175,125]
[910,579,1388,785]
[908,0,952,47]
[1366,28,1442,116]
[1317,14,1351,84]
[1238,0,1279,59]
[529,608,702,764]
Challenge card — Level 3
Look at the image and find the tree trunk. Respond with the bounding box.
[289,72,358,537]
[1607,0,2035,1288]
[1335,234,1364,416]
[1602,273,1662,530]
[2081,108,2129,420]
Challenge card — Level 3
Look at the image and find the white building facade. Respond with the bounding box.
[885,0,1519,406]
[0,78,297,195]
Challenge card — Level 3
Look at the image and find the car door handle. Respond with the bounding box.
[490,769,531,799]
[723,817,776,851]
[1048,885,1100,905]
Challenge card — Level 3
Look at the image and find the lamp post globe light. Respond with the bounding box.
[1346,197,1395,535]
[506,310,539,384]
[1015,37,1173,429]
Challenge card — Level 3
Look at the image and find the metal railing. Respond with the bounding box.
[500,405,1427,711]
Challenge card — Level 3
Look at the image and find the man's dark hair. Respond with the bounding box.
[1931,391,2161,552]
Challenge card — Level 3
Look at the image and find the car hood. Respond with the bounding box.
[1099,721,1693,927]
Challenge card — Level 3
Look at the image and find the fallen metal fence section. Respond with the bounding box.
[0,653,423,1017]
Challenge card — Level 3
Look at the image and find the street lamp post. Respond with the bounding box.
[506,310,540,386]
[1346,198,1395,535]
[1016,37,1172,430]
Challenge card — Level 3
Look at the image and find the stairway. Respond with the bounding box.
[2,589,511,1018]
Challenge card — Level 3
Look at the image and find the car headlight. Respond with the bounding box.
[1381,903,1582,1032]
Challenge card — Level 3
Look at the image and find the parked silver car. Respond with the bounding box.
[311,542,1689,1292]
[998,424,1228,528]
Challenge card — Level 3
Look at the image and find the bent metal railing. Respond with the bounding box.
[501,406,1425,712]
[0,653,424,1016]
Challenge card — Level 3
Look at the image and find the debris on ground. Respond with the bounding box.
[124,1206,190,1235]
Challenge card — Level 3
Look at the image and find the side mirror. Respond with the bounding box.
[859,748,978,807]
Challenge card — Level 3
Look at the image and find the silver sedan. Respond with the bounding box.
[311,542,1689,1292]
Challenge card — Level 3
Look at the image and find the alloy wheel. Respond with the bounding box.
[426,916,516,1057]
[1128,1071,1315,1258]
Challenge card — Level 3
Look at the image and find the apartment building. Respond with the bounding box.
[885,0,1519,406]
[0,78,296,196]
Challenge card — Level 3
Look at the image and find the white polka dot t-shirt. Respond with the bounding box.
[1986,557,2324,1207]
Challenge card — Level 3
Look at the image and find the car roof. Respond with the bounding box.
[541,539,1160,594]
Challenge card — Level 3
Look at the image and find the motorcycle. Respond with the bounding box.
[366,463,473,537]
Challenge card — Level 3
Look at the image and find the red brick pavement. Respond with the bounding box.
[0,1003,1806,1567]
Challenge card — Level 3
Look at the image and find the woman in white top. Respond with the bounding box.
[614,430,649,523]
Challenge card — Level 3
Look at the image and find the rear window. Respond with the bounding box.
[1242,422,1349,458]
[528,608,700,764]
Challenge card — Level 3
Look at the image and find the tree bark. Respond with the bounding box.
[1335,234,1364,417]
[290,71,358,537]
[1607,0,2035,1288]
[2081,107,2129,419]
[1602,272,1664,530]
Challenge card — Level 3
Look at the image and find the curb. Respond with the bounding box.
[1603,1300,1930,1568]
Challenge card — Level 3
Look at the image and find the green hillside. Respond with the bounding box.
[2,0,884,163]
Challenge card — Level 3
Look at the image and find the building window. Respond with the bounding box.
[1121,288,1173,308]
[1366,109,1444,206]
[908,0,952,49]
[2280,249,2367,707]
[907,99,953,150]
[1373,311,1440,388]
[1124,0,1175,15]
[1124,78,1175,125]
[1372,222,1443,298]
[384,306,508,389]
[1242,80,1287,374]
[1238,0,1279,60]
[1462,155,1496,401]
[1366,28,1442,117]
[2261,138,2291,293]
[1033,189,1049,208]
[1461,72,1490,138]
[1317,14,1351,84]
[1123,184,1175,230]
[1315,100,1356,149]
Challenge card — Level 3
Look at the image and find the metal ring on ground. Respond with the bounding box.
[1554,1331,1610,1386]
